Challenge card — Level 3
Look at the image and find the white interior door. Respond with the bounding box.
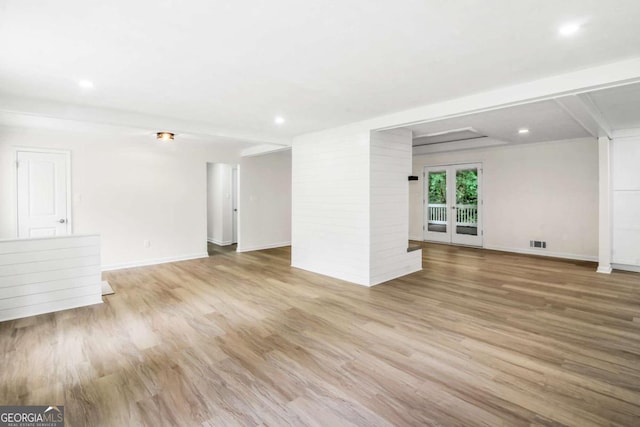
[424,163,482,246]
[17,151,70,238]
[232,167,238,244]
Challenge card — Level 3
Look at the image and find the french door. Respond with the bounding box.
[423,163,482,246]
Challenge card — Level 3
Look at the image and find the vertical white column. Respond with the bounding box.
[597,136,612,274]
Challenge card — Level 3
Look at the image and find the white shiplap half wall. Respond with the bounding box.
[291,129,371,285]
[0,234,103,322]
[370,129,421,285]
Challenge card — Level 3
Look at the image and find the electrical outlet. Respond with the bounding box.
[144,240,151,248]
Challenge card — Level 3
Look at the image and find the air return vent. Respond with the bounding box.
[530,240,547,249]
[413,127,487,146]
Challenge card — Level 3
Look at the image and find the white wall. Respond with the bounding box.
[370,129,421,285]
[206,163,235,245]
[0,126,242,269]
[238,149,291,252]
[292,129,371,285]
[292,128,420,287]
[411,138,599,260]
[611,134,640,268]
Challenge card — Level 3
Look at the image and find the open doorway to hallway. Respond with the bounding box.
[206,162,238,256]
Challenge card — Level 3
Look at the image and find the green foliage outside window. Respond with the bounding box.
[428,169,478,204]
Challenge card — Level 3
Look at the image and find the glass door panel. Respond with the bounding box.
[423,163,483,246]
[424,168,450,243]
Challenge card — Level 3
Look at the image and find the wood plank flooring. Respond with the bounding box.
[1,243,639,426]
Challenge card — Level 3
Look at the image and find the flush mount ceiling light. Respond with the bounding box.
[274,116,285,125]
[518,128,530,134]
[78,79,94,89]
[559,22,581,37]
[156,131,175,141]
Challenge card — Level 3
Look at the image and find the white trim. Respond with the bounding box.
[101,280,115,295]
[14,147,73,237]
[484,244,597,262]
[101,252,208,272]
[236,241,291,253]
[597,265,613,274]
[612,263,640,273]
[611,128,640,139]
[207,238,233,246]
[241,144,292,157]
[0,294,103,323]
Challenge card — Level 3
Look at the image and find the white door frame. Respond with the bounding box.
[14,147,73,237]
[231,166,238,244]
[423,162,483,247]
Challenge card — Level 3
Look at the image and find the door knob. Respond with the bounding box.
[58,219,66,223]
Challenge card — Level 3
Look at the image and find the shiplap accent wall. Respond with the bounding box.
[292,130,371,285]
[370,129,422,285]
[292,127,421,286]
[612,134,640,270]
[0,234,102,322]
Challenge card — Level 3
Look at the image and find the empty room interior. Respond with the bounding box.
[1,1,640,426]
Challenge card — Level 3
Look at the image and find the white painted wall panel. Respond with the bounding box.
[370,129,421,285]
[612,135,640,267]
[292,130,371,285]
[0,235,102,322]
[238,149,291,252]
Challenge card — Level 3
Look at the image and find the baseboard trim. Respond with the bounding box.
[207,238,234,246]
[0,294,103,323]
[236,241,291,253]
[612,263,640,273]
[370,265,423,287]
[596,265,612,274]
[102,252,209,272]
[483,245,597,262]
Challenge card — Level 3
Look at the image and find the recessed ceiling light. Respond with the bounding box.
[156,131,175,141]
[559,22,581,37]
[78,79,94,89]
[274,116,285,125]
[518,128,530,134]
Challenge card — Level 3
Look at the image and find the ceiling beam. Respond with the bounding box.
[554,94,612,139]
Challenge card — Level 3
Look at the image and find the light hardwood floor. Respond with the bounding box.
[1,243,639,426]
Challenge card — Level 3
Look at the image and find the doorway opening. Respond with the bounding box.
[206,162,239,256]
[424,163,483,246]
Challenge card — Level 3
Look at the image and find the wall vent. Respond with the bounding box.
[530,240,547,249]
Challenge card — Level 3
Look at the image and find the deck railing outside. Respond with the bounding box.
[428,204,478,226]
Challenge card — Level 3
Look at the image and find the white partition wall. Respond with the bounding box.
[370,129,421,285]
[0,234,103,322]
[612,134,640,271]
[292,127,421,287]
[292,129,372,285]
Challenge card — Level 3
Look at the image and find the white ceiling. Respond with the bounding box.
[1,1,640,140]
[409,100,592,146]
[587,83,640,131]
